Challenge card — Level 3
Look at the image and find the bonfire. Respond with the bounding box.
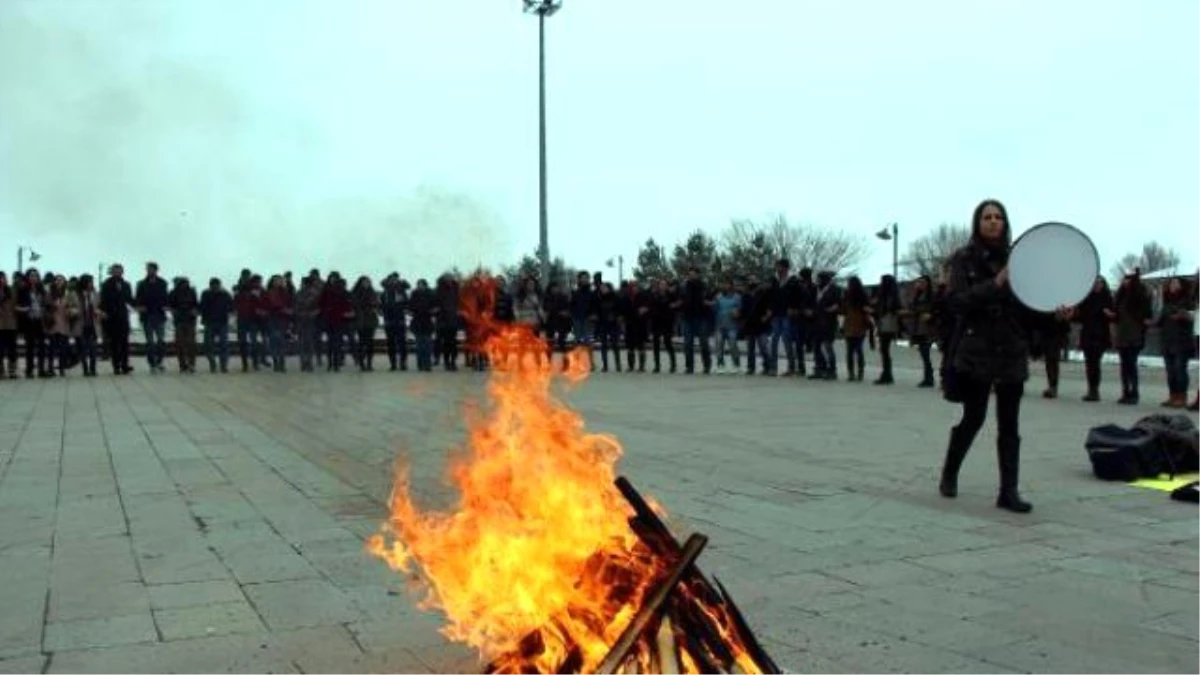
[367,274,779,674]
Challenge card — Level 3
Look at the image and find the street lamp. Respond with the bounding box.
[875,223,898,279]
[606,255,624,285]
[16,246,41,273]
[524,0,563,286]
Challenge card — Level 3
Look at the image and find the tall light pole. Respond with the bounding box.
[875,223,899,279]
[16,246,41,273]
[606,255,624,286]
[524,0,562,285]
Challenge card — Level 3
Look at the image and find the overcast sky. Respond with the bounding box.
[1,0,1197,284]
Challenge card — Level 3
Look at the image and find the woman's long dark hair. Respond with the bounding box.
[843,276,868,308]
[911,275,933,303]
[875,274,901,312]
[970,198,1012,247]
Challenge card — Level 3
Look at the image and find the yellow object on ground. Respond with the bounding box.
[1129,473,1200,492]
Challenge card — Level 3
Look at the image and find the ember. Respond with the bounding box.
[366,274,780,674]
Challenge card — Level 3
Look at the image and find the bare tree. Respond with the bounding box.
[1110,241,1182,279]
[904,223,971,279]
[720,215,866,276]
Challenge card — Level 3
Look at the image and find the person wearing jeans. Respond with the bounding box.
[679,267,713,375]
[1113,271,1152,404]
[712,280,741,373]
[767,259,798,375]
[1156,278,1195,408]
[810,271,841,379]
[134,262,170,373]
[200,278,233,373]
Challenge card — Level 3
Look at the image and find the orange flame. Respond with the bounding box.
[367,273,665,672]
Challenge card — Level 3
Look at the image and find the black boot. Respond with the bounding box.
[939,425,971,498]
[996,435,1032,513]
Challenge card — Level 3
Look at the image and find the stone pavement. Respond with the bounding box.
[0,349,1195,674]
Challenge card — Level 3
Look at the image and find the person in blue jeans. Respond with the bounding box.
[767,258,799,375]
[569,271,596,370]
[810,271,841,379]
[198,276,230,369]
[134,261,170,373]
[679,267,714,374]
[713,279,742,373]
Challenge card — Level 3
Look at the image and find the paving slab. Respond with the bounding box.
[0,350,1195,673]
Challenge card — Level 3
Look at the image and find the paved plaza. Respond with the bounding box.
[0,350,1196,674]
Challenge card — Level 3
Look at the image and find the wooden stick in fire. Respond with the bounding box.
[595,533,708,675]
[656,616,681,675]
[615,476,781,675]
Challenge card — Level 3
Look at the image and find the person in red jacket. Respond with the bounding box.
[234,275,267,372]
[265,275,293,372]
[319,272,354,371]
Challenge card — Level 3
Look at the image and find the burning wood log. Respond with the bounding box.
[596,534,708,675]
[655,617,681,675]
[615,476,781,675]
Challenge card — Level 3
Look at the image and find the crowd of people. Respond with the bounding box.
[0,252,1195,411]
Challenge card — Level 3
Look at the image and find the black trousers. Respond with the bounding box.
[384,324,408,369]
[651,330,675,372]
[0,329,17,371]
[945,376,1025,491]
[1117,345,1141,399]
[624,331,646,371]
[1082,347,1104,393]
[877,333,895,381]
[23,325,47,375]
[105,322,131,373]
[437,326,458,369]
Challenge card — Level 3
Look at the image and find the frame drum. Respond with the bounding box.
[1008,221,1099,313]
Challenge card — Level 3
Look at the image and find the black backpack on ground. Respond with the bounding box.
[1085,425,1158,481]
[1085,414,1199,482]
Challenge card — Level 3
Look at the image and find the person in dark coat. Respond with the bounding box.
[595,282,622,372]
[938,199,1065,514]
[134,262,170,373]
[679,267,713,375]
[1035,309,1072,399]
[14,268,51,378]
[742,275,772,375]
[408,279,436,371]
[1113,271,1153,404]
[380,274,410,371]
[649,279,678,374]
[810,271,841,380]
[619,281,649,372]
[435,275,460,371]
[199,277,234,373]
[1071,276,1113,401]
[168,277,200,373]
[906,275,937,388]
[1156,277,1195,408]
[98,264,134,375]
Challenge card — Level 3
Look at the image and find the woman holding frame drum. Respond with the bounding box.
[938,199,1071,514]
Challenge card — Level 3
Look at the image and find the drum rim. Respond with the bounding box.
[1009,221,1100,310]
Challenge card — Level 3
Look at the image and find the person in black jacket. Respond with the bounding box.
[14,268,51,378]
[649,279,678,374]
[380,273,410,371]
[810,271,841,380]
[99,264,134,375]
[619,281,648,372]
[134,262,170,373]
[168,277,199,373]
[595,282,622,372]
[742,275,772,375]
[680,267,713,375]
[1071,276,1113,401]
[938,199,1065,514]
[199,277,234,372]
[435,275,459,371]
[408,279,436,371]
